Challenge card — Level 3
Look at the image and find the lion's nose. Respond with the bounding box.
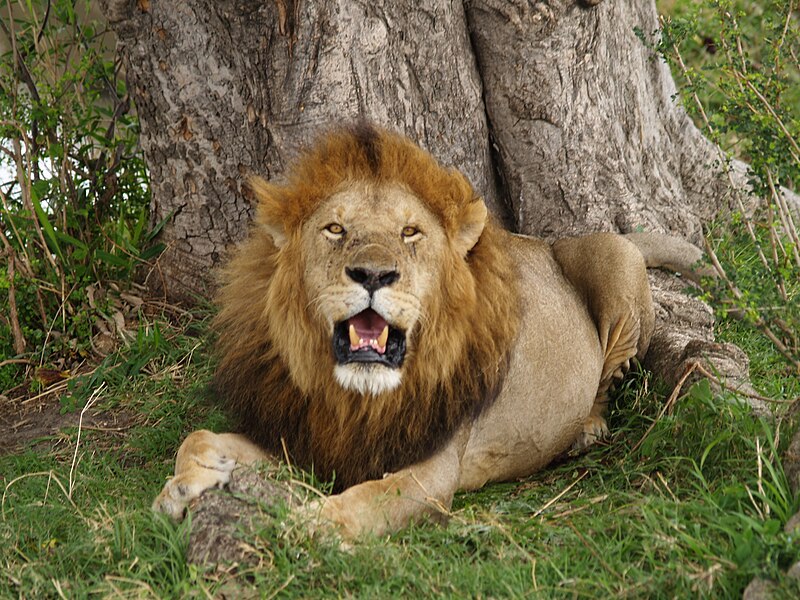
[346,267,400,294]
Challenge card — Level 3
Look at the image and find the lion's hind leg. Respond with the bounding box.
[153,430,271,520]
[572,310,642,450]
[552,233,655,451]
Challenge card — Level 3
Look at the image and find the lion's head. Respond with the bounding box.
[214,124,520,489]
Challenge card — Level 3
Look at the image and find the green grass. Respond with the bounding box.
[1,310,799,598]
[1,1,798,597]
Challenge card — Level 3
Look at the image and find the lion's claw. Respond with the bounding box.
[571,414,609,452]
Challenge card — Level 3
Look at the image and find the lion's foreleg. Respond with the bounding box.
[152,429,272,520]
[302,426,470,539]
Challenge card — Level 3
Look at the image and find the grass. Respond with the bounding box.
[1,302,799,598]
[1,1,799,597]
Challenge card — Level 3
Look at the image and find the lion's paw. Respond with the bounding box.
[152,454,237,521]
[297,496,349,537]
[571,414,609,452]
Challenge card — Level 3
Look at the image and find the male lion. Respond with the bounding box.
[154,123,704,538]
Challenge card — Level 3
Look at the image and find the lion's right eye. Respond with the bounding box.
[323,223,345,238]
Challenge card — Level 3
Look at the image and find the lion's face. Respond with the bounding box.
[216,125,519,487]
[301,182,448,395]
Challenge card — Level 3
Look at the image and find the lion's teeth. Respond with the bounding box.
[349,324,359,348]
[377,325,389,348]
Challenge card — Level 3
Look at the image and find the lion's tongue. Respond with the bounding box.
[348,309,389,354]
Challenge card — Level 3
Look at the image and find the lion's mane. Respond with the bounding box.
[213,124,520,490]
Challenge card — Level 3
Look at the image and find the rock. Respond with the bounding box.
[783,416,800,497]
[742,578,776,600]
[784,511,800,535]
[187,466,303,566]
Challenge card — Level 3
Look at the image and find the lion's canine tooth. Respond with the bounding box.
[377,325,389,348]
[349,324,359,348]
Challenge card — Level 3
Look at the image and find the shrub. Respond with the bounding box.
[654,0,800,373]
[0,0,160,390]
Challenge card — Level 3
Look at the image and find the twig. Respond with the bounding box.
[740,77,800,163]
[704,238,800,371]
[287,478,327,500]
[532,470,588,518]
[0,358,33,368]
[5,253,27,353]
[408,471,452,518]
[80,425,135,433]
[21,380,71,405]
[766,168,800,268]
[630,362,699,455]
[11,136,58,273]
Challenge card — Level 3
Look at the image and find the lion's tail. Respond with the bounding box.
[624,232,717,284]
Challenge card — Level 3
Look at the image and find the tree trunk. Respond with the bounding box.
[103,0,750,300]
[466,0,738,240]
[104,0,503,300]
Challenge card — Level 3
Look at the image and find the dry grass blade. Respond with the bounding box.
[2,470,83,520]
[629,362,699,456]
[532,470,588,519]
[68,383,107,500]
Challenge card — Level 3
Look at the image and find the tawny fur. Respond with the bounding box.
[213,125,520,490]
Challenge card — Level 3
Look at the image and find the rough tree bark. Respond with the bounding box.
[467,0,736,240]
[103,0,502,299]
[102,0,747,299]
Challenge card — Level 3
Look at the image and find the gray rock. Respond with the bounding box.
[187,467,303,566]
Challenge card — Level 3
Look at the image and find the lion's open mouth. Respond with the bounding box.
[333,308,406,368]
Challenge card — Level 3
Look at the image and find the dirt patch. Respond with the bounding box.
[0,385,137,456]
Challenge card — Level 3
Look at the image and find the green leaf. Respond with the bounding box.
[30,185,63,262]
[54,230,88,252]
[145,210,175,242]
[139,243,166,261]
[94,249,130,268]
[132,207,147,247]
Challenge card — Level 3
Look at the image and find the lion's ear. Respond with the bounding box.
[455,199,488,256]
[249,176,288,248]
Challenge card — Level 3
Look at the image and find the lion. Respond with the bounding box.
[153,123,706,538]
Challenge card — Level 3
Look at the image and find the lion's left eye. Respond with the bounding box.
[401,226,421,240]
[323,223,346,238]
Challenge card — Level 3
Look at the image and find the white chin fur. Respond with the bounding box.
[334,364,402,396]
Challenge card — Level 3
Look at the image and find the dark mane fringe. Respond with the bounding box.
[214,125,520,490]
